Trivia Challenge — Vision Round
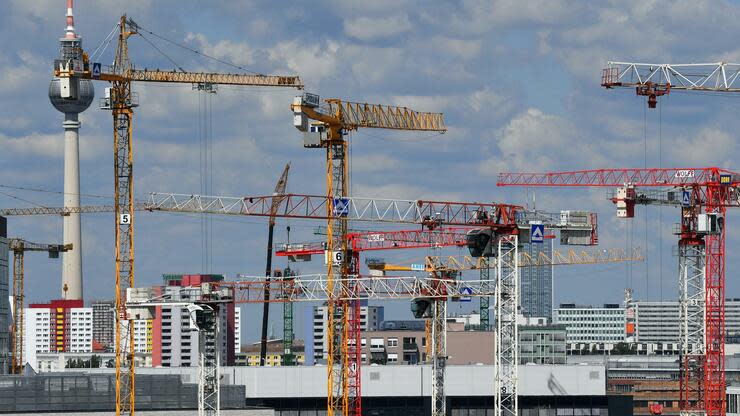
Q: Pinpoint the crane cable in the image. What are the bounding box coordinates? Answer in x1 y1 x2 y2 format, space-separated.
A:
132 23 262 75
88 23 119 63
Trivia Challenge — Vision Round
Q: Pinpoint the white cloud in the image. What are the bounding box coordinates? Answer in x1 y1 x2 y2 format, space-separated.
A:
478 108 608 176
351 154 400 173
352 182 461 201
0 131 107 160
268 40 340 85
343 14 413 41
432 37 482 60
669 127 735 167
185 33 255 67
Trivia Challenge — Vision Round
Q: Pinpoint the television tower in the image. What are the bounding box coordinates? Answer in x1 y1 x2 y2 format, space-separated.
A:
48 0 93 300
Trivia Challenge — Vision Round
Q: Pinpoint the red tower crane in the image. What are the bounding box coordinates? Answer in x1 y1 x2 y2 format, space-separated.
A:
497 167 740 416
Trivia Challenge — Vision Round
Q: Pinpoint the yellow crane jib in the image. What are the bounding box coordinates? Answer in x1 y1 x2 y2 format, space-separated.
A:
292 93 446 148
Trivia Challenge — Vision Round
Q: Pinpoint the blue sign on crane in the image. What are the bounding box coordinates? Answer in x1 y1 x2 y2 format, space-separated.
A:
531 224 545 243
333 198 350 217
92 62 101 79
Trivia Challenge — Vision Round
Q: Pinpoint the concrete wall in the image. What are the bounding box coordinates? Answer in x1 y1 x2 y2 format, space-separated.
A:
77 364 606 399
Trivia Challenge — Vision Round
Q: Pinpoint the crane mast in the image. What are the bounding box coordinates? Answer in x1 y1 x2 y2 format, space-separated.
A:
8 239 70 374
50 7 303 412
498 167 740 416
292 94 446 416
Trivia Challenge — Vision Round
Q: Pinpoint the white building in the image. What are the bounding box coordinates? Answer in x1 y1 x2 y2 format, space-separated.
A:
310 304 384 360
23 300 92 371
553 303 625 353
67 307 93 352
633 299 740 343
155 276 241 367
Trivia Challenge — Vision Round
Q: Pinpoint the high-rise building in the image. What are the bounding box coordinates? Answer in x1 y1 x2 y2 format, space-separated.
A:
23 299 92 370
151 274 241 367
520 240 554 320
91 300 115 350
304 304 384 362
0 216 9 374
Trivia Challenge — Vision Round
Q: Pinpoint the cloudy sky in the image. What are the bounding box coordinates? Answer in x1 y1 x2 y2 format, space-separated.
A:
2 0 740 342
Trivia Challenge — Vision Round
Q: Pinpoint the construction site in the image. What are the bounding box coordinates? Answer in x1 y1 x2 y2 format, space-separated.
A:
2 1 740 416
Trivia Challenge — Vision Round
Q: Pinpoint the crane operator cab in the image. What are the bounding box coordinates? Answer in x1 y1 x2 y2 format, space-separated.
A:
466 228 496 258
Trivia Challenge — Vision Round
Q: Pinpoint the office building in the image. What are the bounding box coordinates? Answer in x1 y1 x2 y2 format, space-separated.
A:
554 303 625 353
0 217 8 374
151 274 240 367
633 299 740 343
520 240 554 320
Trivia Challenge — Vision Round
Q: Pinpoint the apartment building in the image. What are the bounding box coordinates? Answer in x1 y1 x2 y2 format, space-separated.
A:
151 274 240 367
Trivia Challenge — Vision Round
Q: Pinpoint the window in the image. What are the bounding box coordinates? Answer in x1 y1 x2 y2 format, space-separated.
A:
370 338 384 348
361 338 367 347
387 353 398 363
387 338 398 348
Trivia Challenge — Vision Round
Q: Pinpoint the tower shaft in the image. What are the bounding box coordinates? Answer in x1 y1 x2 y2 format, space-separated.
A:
62 113 83 300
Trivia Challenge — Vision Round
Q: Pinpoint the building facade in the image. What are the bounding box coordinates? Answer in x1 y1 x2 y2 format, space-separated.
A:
633 299 740 343
360 322 495 365
238 339 305 366
306 304 384 362
520 240 554 320
91 300 115 350
23 299 93 370
151 274 240 367
0 217 8 374
554 303 625 353
519 324 567 365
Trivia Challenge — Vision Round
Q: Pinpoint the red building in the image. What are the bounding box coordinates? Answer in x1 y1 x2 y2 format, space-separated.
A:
28 299 86 352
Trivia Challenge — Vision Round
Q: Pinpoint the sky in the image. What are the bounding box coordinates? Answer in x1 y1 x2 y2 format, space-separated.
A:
2 0 740 343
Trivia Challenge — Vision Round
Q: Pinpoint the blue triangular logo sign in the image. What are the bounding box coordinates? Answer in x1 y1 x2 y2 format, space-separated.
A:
531 224 544 243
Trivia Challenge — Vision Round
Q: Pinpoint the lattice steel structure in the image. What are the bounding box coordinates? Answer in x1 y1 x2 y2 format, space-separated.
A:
8 239 69 374
498 167 740 416
291 95 447 416
197 307 219 416
430 295 447 416
495 235 518 416
52 6 303 412
601 61 740 107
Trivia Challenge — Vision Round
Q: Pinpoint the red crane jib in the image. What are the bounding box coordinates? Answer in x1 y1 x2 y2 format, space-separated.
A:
497 167 739 188
275 227 470 256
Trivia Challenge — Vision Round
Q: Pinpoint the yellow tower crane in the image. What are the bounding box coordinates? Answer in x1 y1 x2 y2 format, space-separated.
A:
292 95 445 416
54 15 302 415
8 239 71 374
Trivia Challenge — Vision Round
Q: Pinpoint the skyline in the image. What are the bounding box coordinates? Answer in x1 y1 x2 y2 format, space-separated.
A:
2 0 740 342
